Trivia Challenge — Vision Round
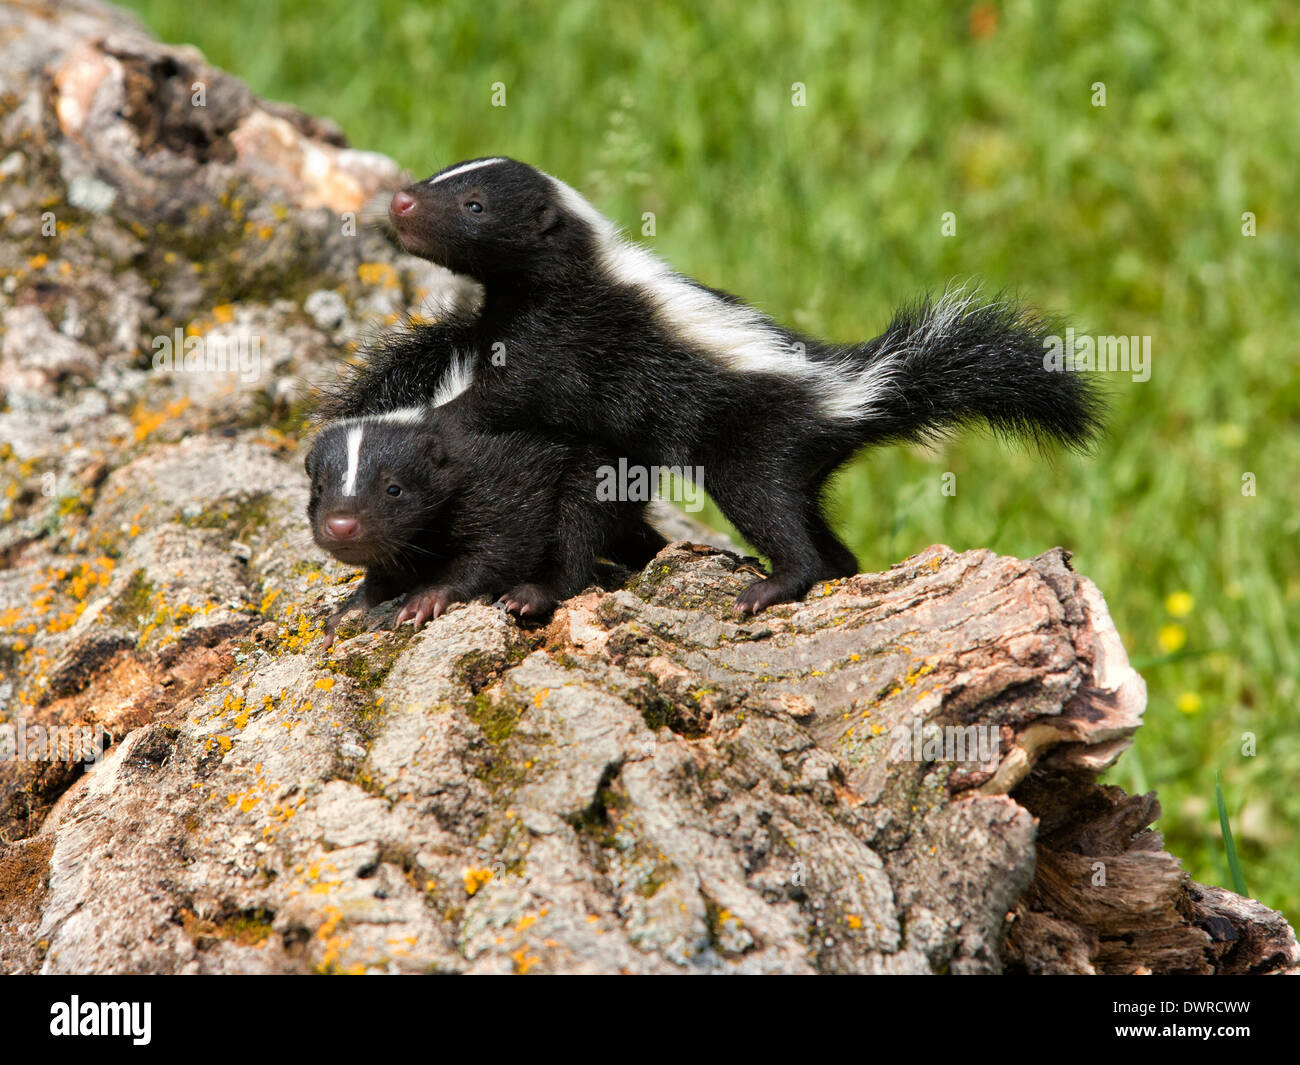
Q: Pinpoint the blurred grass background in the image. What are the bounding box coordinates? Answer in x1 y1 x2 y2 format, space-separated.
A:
121 0 1299 919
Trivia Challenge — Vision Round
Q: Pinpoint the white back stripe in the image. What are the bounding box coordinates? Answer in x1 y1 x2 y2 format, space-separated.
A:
544 171 910 421
428 158 507 185
546 176 794 371
431 355 474 407
331 406 426 430
342 426 363 497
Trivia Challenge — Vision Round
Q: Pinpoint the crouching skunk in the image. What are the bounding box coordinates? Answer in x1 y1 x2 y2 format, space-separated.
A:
304 404 663 635
327 156 1104 614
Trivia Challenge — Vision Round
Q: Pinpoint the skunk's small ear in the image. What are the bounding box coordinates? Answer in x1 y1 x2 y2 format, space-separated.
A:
415 428 449 468
304 446 318 478
535 201 560 235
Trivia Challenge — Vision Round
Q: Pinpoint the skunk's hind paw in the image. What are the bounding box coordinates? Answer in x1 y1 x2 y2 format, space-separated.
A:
735 575 809 615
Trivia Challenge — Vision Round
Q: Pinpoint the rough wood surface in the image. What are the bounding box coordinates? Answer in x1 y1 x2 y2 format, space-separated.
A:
0 0 1295 974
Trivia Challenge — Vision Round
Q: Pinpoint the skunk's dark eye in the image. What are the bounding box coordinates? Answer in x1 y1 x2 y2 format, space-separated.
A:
464 201 483 213
386 484 402 497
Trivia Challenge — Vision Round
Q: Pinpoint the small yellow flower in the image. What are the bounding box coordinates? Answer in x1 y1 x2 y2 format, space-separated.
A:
1165 591 1194 617
1158 624 1187 654
1215 423 1246 449
1176 692 1201 714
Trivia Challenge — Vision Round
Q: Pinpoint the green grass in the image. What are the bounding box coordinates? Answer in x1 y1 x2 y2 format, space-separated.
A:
1216 772 1249 898
121 0 1300 919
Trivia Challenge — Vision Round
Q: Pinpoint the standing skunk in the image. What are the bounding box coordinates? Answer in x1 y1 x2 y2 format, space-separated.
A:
323 156 1103 613
305 404 663 633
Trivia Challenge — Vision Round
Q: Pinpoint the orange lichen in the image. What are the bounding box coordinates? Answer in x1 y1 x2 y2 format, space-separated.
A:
357 262 399 288
132 398 192 443
463 867 494 896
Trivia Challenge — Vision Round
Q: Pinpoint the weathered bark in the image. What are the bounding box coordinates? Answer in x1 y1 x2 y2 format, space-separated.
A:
0 0 1295 974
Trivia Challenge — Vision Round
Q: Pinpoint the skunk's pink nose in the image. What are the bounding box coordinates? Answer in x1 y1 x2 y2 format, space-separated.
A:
325 516 360 540
390 190 418 217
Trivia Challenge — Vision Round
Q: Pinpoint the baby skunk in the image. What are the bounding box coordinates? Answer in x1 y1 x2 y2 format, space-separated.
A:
305 404 662 633
326 156 1105 614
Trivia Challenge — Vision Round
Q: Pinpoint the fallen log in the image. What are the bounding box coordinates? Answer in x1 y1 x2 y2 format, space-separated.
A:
0 0 1294 974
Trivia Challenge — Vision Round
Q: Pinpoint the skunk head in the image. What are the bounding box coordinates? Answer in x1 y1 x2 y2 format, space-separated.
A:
389 157 599 287
305 410 457 572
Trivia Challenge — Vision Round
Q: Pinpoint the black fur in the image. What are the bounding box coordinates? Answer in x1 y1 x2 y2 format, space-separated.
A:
304 408 661 632
321 156 1104 613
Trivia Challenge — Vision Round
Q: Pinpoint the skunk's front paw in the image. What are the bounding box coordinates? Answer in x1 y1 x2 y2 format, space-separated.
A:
497 583 558 618
395 584 463 629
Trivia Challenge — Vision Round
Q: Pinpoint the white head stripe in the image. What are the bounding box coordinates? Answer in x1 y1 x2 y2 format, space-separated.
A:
427 158 507 185
342 426 363 497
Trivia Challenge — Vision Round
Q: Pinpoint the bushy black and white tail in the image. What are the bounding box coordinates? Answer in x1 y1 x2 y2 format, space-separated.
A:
843 286 1105 451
